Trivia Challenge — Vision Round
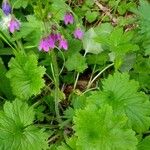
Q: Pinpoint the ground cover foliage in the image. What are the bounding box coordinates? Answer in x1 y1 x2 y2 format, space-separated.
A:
0 0 150 149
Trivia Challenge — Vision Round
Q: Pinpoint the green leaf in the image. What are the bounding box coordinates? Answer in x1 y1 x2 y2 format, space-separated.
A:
62 72 75 84
64 39 82 58
85 0 95 7
58 136 81 150
0 58 13 99
120 53 136 72
50 0 70 21
134 56 150 74
35 105 46 122
11 0 29 8
138 136 150 150
143 41 150 55
14 15 43 46
130 72 150 90
0 99 48 150
87 51 109 65
138 0 150 34
95 72 150 133
96 27 139 69
109 28 139 53
97 27 139 55
137 0 150 55
85 11 99 23
0 48 14 56
64 95 86 121
64 107 75 120
65 52 87 73
94 23 113 37
49 145 57 150
117 1 128 15
6 52 46 99
131 55 150 90
73 105 137 150
118 2 136 15
71 95 87 110
83 28 103 54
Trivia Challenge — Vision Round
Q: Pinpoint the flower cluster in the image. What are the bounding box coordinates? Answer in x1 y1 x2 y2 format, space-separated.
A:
39 33 68 52
1 1 83 52
1 0 20 33
39 12 84 52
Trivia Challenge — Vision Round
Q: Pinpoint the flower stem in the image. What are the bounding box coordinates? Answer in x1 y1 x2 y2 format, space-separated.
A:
50 51 62 123
87 64 96 87
16 39 25 54
86 63 114 89
73 72 80 90
0 31 17 53
73 51 87 90
32 100 43 108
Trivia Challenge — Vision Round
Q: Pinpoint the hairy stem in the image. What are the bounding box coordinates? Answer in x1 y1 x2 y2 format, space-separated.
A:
50 51 62 123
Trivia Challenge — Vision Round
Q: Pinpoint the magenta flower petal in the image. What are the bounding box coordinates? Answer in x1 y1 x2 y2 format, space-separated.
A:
59 38 68 50
39 38 49 52
49 34 57 42
47 35 55 49
39 39 44 51
64 13 74 25
49 33 60 42
39 35 56 52
74 28 84 40
9 19 20 33
55 33 62 41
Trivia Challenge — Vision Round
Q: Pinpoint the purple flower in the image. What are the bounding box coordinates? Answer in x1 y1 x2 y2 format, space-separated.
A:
2 0 11 16
74 28 84 40
59 38 68 50
50 33 61 42
39 35 55 52
47 35 55 49
64 13 74 25
55 33 62 41
49 34 57 42
9 18 20 33
39 37 50 52
39 33 68 52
